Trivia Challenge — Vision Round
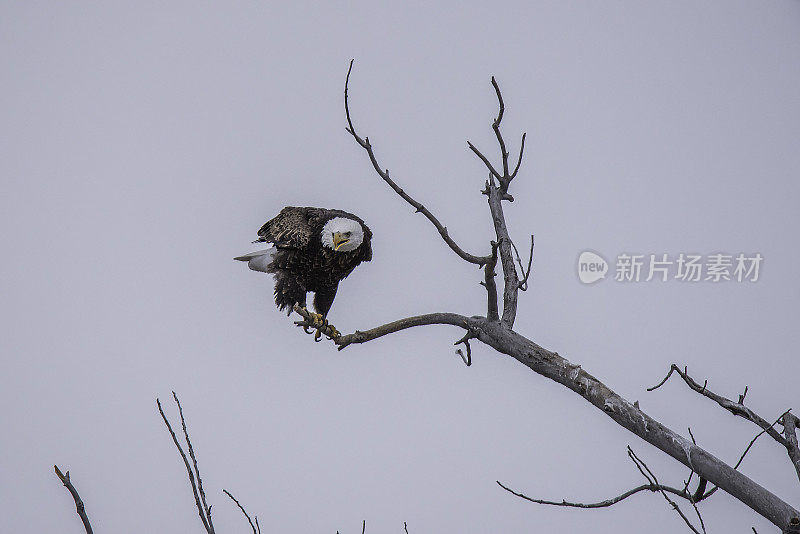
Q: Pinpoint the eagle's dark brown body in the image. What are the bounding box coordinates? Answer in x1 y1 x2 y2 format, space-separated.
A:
251 206 372 316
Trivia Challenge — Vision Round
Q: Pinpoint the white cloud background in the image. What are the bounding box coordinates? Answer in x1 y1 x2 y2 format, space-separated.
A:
1 1 798 532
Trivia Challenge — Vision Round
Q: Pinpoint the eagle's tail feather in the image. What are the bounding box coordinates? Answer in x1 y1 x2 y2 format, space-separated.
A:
234 248 276 273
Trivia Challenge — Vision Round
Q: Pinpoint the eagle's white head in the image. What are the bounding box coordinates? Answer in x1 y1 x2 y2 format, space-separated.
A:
321 217 364 252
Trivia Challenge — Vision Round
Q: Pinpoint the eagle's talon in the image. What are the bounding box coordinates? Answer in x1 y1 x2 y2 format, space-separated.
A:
314 329 323 342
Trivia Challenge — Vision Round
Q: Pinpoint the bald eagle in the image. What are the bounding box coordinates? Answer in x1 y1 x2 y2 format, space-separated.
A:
235 206 372 323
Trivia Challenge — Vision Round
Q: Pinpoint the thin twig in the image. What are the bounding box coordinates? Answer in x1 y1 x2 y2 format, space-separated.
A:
627 447 703 534
682 428 697 496
510 235 534 290
54 465 94 534
683 436 708 534
468 141 501 180
511 132 526 179
344 60 490 266
157 397 214 533
223 489 258 534
701 410 791 501
173 392 214 532
497 480 687 509
404 522 409 534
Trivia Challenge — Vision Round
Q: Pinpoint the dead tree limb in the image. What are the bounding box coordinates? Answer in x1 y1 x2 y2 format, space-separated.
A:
497 479 688 509
323 62 800 532
294 305 478 352
344 60 491 268
54 465 94 534
498 443 711 533
649 364 800 483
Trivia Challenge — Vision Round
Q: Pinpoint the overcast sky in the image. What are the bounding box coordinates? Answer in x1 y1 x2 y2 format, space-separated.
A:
2 1 799 533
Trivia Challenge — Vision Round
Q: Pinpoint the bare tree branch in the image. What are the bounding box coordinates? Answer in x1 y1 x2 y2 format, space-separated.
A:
471 76 526 196
497 480 687 509
511 132 526 179
510 235 534 291
223 489 259 534
499 444 709 534
490 76 510 178
54 465 94 534
344 60 491 267
157 395 215 533
468 141 502 181
648 364 800 482
294 305 477 352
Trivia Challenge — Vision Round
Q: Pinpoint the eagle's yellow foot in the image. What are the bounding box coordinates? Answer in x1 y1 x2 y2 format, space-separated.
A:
296 306 340 341
308 312 328 328
313 317 340 341
297 307 324 325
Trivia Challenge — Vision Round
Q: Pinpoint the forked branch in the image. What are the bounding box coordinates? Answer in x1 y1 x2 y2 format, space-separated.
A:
469 76 527 196
498 446 707 534
649 364 800 482
511 235 534 291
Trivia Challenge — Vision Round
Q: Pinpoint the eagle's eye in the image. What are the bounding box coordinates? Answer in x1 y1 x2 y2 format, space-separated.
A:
344 232 351 237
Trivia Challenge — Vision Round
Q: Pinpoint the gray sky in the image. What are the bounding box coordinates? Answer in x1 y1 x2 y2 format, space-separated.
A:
2 1 799 532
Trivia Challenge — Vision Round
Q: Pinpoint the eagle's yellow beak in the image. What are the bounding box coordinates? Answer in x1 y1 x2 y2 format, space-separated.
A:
332 232 349 251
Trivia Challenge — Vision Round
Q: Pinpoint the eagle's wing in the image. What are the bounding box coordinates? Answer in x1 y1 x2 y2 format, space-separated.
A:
256 207 326 248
